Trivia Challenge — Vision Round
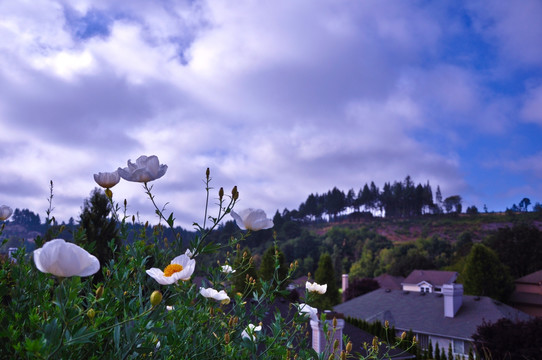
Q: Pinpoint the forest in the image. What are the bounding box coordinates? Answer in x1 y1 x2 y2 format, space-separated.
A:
2 176 542 305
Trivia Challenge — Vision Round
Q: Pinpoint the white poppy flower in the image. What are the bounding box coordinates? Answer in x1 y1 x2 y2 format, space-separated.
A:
93 171 120 188
118 155 168 183
146 254 196 285
185 248 196 258
298 303 319 321
241 323 262 340
199 287 230 304
230 208 273 231
0 205 13 221
33 239 100 277
221 265 235 274
306 281 327 294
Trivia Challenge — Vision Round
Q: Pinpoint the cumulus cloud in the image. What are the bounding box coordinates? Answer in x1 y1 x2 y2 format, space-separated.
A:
0 1 541 227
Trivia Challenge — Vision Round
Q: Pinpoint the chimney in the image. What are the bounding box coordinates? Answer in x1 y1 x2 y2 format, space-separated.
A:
311 311 345 356
442 283 463 318
342 274 349 302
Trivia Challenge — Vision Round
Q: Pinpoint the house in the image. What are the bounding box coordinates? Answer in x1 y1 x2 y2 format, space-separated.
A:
333 285 531 358
375 273 404 291
509 270 542 317
401 270 458 293
264 297 414 359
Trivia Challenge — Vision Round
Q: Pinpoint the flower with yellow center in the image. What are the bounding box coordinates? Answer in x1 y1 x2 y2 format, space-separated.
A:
146 254 195 285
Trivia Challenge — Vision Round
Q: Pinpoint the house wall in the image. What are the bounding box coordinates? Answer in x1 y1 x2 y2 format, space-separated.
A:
515 283 542 295
514 304 542 317
398 330 471 359
402 284 422 293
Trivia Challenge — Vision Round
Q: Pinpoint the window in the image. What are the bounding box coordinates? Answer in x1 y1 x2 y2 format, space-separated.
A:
453 339 464 354
417 334 429 350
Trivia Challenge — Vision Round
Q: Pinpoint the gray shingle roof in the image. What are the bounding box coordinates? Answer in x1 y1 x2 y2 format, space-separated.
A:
401 270 457 287
516 269 542 284
333 288 531 341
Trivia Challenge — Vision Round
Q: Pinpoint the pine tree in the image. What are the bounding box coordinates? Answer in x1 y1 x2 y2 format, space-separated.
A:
434 342 441 360
233 247 259 296
259 245 288 289
448 343 453 360
427 339 433 360
78 188 119 281
312 252 340 310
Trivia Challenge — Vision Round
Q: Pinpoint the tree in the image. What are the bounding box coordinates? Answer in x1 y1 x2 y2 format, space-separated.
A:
232 247 259 296
519 197 531 212
466 205 478 215
462 244 514 302
259 245 288 289
312 253 340 309
435 186 443 213
343 278 379 301
472 317 542 360
78 188 120 281
443 195 462 214
484 224 542 278
325 187 346 220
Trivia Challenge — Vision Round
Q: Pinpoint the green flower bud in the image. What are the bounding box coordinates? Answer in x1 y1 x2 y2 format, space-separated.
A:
87 308 96 320
95 285 104 300
150 290 162 306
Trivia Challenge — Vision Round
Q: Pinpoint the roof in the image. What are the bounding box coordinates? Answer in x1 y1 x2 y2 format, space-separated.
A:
260 296 414 359
375 274 404 290
333 288 532 341
516 270 542 285
402 270 457 288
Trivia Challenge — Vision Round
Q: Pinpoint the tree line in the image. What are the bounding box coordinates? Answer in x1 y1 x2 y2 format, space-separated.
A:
295 176 462 221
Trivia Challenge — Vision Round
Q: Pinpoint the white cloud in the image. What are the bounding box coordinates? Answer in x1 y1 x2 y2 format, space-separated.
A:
521 85 542 125
0 1 540 227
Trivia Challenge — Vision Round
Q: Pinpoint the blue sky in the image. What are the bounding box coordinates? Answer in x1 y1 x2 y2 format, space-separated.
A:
1 0 541 228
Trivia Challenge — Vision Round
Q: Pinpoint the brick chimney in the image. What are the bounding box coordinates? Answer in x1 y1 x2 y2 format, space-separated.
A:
442 283 463 318
311 311 345 356
342 274 349 302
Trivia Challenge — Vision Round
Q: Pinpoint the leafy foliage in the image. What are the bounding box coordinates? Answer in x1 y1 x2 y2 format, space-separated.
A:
461 243 514 302
472 317 542 360
484 223 542 278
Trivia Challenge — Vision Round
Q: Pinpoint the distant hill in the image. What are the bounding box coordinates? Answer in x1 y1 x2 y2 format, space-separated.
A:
307 211 542 244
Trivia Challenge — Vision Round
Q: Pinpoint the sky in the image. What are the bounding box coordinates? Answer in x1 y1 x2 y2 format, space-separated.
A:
1 0 542 229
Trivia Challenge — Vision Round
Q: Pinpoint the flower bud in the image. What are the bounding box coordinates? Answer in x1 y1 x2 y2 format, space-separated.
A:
105 188 113 199
385 320 389 329
232 186 239 200
333 317 337 328
219 187 224 199
372 336 379 352
87 308 96 320
206 167 210 180
401 331 407 340
95 286 104 300
327 354 334 360
333 339 339 351
150 290 162 306
340 350 346 360
346 341 352 353
224 332 230 344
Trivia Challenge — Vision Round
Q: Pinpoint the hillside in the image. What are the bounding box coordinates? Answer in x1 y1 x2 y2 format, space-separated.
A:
308 211 542 244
